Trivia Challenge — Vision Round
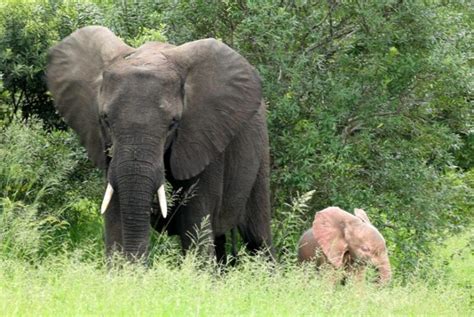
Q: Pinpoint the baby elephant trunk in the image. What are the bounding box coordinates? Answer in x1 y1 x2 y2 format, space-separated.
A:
373 253 392 284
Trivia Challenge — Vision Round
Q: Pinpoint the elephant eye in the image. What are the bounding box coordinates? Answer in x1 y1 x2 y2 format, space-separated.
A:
361 246 371 252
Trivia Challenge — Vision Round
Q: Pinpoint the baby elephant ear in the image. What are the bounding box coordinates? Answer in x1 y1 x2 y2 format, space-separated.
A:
312 207 352 268
164 39 262 180
354 208 372 224
47 26 134 169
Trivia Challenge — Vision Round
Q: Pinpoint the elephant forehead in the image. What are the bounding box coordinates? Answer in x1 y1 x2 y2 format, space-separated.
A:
111 48 180 79
365 227 386 246
99 63 182 114
104 62 180 86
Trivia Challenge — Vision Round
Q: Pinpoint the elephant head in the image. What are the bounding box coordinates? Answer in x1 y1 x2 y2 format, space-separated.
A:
47 26 262 258
312 207 391 284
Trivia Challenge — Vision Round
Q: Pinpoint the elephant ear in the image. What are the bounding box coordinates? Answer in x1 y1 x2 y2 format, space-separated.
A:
164 39 262 180
47 26 134 169
354 208 372 225
312 207 354 268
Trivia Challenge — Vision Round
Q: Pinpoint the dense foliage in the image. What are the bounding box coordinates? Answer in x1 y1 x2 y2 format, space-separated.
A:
0 1 472 278
0 120 103 259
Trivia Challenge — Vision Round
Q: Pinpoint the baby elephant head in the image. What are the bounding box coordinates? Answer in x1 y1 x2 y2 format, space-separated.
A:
301 206 391 284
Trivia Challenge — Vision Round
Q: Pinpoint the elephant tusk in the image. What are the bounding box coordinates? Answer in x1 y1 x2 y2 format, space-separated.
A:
101 183 114 214
157 184 167 218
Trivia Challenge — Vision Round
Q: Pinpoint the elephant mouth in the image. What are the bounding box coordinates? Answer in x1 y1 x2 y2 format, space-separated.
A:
101 182 168 218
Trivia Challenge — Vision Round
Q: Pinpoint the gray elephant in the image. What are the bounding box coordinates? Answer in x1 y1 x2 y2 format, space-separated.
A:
298 207 391 284
47 26 273 262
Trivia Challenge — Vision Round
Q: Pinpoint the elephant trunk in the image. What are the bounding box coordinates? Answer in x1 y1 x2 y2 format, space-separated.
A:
110 140 165 260
373 253 392 284
117 173 155 259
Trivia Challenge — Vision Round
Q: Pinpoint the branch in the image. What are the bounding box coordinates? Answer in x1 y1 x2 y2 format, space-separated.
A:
356 1 371 34
299 9 330 46
305 24 357 53
327 0 335 38
381 223 396 229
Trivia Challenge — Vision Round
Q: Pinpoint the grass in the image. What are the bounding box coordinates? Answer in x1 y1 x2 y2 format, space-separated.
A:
0 231 472 317
437 228 474 289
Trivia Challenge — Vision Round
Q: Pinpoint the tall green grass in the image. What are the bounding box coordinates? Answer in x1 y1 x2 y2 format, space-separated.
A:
0 233 472 317
436 229 474 289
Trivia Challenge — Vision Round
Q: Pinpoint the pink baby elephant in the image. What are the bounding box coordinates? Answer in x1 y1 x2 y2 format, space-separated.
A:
298 206 391 284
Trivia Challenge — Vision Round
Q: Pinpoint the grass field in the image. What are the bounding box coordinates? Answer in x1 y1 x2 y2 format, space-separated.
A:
0 231 472 316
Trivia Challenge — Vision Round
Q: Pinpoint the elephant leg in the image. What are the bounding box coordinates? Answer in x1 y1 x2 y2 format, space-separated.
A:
238 162 274 259
230 227 238 265
214 234 227 264
214 229 239 266
104 192 123 257
173 154 224 259
177 208 215 258
175 180 219 258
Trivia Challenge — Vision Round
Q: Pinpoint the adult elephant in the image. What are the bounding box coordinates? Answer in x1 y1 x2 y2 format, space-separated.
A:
47 26 273 261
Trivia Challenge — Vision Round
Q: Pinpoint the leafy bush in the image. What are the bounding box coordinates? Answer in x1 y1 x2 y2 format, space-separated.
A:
0 3 60 128
0 199 43 259
0 119 103 259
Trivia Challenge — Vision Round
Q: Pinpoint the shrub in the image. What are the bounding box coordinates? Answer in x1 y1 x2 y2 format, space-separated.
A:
0 119 103 259
0 3 60 128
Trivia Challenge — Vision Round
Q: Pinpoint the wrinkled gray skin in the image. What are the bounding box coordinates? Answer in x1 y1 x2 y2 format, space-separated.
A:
47 26 273 262
298 207 391 284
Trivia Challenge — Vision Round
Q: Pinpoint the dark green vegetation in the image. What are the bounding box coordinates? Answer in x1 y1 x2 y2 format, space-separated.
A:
0 0 472 285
